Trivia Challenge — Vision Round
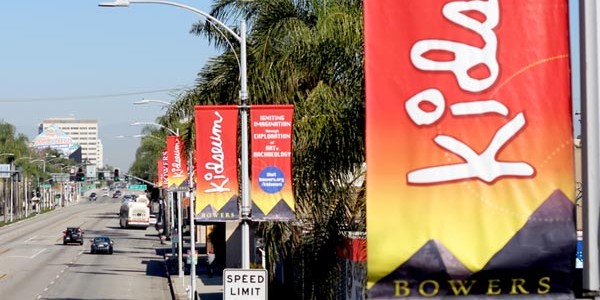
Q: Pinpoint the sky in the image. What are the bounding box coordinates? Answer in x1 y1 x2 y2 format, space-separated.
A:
0 0 583 170
0 0 216 171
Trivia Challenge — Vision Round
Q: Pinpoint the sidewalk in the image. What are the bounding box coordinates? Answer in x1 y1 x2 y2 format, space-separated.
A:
162 236 224 300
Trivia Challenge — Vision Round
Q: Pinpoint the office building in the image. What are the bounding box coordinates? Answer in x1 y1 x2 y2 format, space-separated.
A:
38 117 103 168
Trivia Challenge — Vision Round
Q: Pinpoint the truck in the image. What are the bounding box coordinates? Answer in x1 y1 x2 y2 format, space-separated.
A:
119 194 150 229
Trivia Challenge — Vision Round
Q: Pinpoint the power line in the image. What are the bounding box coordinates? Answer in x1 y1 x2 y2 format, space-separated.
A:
0 87 191 103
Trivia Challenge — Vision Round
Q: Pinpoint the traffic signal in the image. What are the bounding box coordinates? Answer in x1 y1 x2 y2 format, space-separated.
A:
98 172 105 180
114 168 120 181
124 175 129 181
76 167 86 182
35 187 41 198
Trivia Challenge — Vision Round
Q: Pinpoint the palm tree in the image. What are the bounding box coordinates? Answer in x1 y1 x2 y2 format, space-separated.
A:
155 1 365 298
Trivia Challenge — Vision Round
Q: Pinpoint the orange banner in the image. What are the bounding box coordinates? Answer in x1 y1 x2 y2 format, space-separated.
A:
250 105 295 220
166 136 188 190
365 0 575 298
157 158 163 187
194 105 239 221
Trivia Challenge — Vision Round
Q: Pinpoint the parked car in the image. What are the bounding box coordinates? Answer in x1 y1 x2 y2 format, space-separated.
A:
89 192 97 201
90 236 114 254
63 227 84 245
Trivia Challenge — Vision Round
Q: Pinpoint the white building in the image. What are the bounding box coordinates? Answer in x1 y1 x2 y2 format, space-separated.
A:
39 117 104 168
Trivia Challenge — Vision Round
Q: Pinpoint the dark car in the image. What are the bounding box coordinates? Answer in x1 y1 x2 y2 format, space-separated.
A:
90 236 114 254
63 227 84 245
89 192 97 201
112 190 122 198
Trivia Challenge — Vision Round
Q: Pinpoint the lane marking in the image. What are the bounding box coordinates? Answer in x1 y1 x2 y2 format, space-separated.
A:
0 273 6 280
23 235 37 243
30 248 46 259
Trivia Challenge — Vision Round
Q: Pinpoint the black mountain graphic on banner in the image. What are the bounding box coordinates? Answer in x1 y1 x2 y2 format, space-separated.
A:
196 196 239 221
369 240 471 298
251 202 265 219
262 199 295 220
467 189 576 295
198 204 217 216
217 196 240 218
369 189 577 298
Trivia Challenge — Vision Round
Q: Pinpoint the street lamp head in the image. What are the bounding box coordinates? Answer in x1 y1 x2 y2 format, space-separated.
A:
98 0 130 7
130 122 142 126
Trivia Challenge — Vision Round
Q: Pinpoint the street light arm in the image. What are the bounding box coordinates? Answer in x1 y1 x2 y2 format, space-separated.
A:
130 121 178 136
99 0 241 42
134 99 172 106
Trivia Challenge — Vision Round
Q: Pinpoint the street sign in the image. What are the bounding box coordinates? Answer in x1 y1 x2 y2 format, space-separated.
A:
0 164 10 178
39 184 51 188
224 269 268 300
127 184 147 191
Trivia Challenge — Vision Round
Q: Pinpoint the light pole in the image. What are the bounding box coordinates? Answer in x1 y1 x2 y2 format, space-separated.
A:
101 1 251 298
131 120 184 282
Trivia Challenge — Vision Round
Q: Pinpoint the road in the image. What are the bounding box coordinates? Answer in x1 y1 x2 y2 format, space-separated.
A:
0 191 171 300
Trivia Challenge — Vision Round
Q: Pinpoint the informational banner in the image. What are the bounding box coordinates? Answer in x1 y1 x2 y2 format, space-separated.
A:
161 149 168 189
166 136 188 190
157 158 163 187
194 105 239 221
251 105 295 220
365 0 575 298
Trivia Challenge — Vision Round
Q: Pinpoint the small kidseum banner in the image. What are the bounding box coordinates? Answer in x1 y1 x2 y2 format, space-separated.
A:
365 0 576 298
161 149 169 189
166 136 188 190
194 105 239 221
156 158 163 187
251 105 295 220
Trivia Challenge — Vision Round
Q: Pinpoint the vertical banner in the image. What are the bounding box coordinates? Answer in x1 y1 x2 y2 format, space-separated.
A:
365 0 575 298
194 105 240 221
166 136 188 190
157 158 163 187
251 105 295 220
161 149 169 189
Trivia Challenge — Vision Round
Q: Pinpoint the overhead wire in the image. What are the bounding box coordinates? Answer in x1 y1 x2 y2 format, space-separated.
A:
0 86 191 103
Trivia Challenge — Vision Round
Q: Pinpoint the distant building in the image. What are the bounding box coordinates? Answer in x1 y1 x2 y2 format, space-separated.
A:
38 117 104 168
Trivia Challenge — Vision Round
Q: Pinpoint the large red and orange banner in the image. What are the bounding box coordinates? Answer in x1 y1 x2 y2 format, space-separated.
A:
365 0 575 298
194 105 239 221
250 105 295 220
166 136 188 190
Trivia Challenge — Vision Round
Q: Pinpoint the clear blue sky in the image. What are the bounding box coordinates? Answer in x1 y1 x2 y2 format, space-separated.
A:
0 0 216 170
0 0 583 170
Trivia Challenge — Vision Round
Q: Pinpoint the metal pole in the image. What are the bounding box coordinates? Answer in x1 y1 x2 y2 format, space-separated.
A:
582 0 600 294
174 127 184 282
239 19 251 270
169 191 175 252
188 151 196 299
24 178 28 217
177 191 183 285
9 167 13 223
